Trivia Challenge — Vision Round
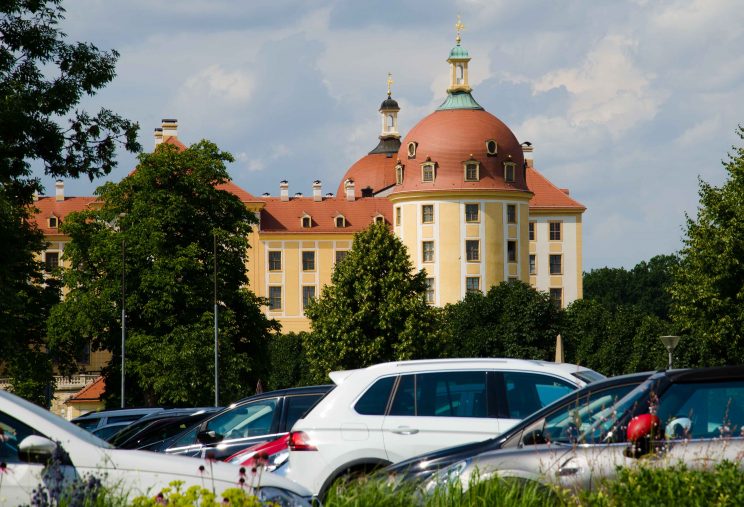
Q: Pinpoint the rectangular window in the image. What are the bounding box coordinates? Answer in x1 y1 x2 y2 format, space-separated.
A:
507 204 516 224
422 204 434 224
549 254 562 275
302 251 315 271
505 163 515 183
268 286 282 310
507 241 517 262
268 251 282 271
422 164 435 182
302 286 316 309
465 163 479 181
44 252 59 272
422 241 435 262
529 254 536 275
549 221 562 241
395 207 401 226
425 278 435 304
465 277 481 294
528 222 535 241
550 288 563 309
466 240 480 262
335 250 348 264
465 203 479 222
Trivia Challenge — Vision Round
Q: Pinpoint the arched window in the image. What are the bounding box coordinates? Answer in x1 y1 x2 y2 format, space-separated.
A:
456 64 464 84
407 142 417 159
395 164 404 185
374 215 385 225
504 162 516 183
387 114 395 131
48 216 58 228
301 215 312 228
335 215 346 228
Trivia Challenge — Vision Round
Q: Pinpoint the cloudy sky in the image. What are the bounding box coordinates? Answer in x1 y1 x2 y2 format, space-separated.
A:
45 0 744 270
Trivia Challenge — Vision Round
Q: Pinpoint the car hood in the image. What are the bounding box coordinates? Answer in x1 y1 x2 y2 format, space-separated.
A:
386 437 503 476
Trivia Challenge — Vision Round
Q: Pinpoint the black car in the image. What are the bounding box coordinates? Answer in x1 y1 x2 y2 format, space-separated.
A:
108 407 222 450
163 385 334 461
385 371 653 484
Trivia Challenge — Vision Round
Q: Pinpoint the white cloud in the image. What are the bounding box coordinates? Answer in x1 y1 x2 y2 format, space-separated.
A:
179 65 253 104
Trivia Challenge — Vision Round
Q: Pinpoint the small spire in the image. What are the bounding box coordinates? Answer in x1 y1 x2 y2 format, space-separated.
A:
387 72 394 97
455 15 465 45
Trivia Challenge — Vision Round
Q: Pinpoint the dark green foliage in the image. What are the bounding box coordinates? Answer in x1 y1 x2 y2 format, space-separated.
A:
267 332 313 390
303 222 441 384
0 0 138 404
47 141 278 406
670 127 744 367
440 281 561 360
584 254 679 320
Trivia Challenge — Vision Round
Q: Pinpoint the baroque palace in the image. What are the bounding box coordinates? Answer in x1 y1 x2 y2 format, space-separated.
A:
32 31 585 344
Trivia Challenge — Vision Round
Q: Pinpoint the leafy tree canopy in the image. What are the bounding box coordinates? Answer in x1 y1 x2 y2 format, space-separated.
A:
303 222 440 383
440 281 561 361
670 127 744 366
47 141 277 406
1 0 138 403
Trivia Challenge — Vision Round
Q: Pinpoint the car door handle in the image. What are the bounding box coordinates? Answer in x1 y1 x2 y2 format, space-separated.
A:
390 426 419 435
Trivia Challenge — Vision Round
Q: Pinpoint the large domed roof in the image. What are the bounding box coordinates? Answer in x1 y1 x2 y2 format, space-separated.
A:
391 108 529 194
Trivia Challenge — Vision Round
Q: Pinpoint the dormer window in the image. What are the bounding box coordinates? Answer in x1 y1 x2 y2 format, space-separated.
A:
504 162 516 183
486 140 498 156
335 215 346 228
374 214 385 225
464 160 479 182
48 216 59 228
301 214 312 228
421 162 436 182
407 142 417 159
395 164 404 185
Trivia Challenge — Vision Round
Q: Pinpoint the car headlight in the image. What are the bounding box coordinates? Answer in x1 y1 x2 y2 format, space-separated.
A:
255 486 313 507
423 459 471 493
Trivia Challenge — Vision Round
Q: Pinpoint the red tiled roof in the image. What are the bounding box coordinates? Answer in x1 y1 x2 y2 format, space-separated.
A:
66 376 105 404
392 109 529 195
260 196 392 233
337 153 398 197
32 196 99 234
527 167 585 211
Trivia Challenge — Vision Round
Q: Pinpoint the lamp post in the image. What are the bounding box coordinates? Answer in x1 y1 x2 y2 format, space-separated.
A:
119 212 127 408
213 230 219 407
660 335 680 370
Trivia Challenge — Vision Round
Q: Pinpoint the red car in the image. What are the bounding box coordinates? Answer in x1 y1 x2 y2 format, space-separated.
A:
225 434 290 471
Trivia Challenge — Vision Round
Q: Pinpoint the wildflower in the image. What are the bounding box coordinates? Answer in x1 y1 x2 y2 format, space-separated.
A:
199 464 206 473
239 467 246 477
156 491 167 505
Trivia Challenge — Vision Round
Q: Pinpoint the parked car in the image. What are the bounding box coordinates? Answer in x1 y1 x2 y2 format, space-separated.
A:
432 365 744 493
164 385 333 461
0 389 312 506
108 407 221 449
91 422 132 440
283 358 603 498
385 371 653 485
71 407 164 431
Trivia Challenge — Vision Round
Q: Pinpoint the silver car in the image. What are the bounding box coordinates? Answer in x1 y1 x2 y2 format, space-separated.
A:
431 365 744 492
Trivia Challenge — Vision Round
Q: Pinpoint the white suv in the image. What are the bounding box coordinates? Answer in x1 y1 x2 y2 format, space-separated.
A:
282 358 602 497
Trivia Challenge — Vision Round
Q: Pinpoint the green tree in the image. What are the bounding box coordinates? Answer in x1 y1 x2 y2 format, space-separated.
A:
303 222 440 383
440 281 561 360
0 0 138 403
670 127 744 366
47 141 277 406
267 332 314 391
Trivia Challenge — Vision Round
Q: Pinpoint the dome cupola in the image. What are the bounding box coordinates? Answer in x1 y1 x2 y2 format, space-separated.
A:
438 16 483 111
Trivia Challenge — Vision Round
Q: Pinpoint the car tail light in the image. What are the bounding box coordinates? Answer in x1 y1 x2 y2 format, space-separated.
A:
288 431 317 451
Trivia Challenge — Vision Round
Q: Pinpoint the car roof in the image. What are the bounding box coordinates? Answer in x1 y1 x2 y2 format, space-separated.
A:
233 384 334 405
664 364 744 383
72 407 165 421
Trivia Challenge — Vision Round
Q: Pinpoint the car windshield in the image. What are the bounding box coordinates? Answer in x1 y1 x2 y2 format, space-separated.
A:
205 398 278 439
578 380 655 443
109 418 155 446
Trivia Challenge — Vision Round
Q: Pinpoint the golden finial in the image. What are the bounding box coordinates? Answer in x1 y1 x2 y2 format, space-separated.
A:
455 15 465 44
387 72 394 97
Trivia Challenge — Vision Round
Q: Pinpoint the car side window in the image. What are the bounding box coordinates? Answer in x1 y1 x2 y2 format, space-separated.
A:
284 395 323 430
417 371 488 418
169 426 199 449
389 375 416 416
0 411 41 463
657 381 744 439
354 377 396 415
206 399 278 440
503 372 574 419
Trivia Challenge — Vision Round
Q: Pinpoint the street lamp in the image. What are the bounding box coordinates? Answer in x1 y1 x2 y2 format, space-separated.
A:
119 212 127 408
213 230 219 407
660 335 680 370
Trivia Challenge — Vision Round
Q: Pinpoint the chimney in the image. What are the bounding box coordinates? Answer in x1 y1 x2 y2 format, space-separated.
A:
312 180 322 202
521 142 534 168
262 192 270 197
280 180 289 202
55 180 64 202
325 193 334 198
294 192 303 198
345 179 355 202
154 127 163 146
161 118 178 141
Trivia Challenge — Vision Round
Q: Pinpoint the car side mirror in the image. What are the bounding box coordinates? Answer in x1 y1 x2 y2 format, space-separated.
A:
521 429 548 446
18 435 58 464
197 430 223 445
